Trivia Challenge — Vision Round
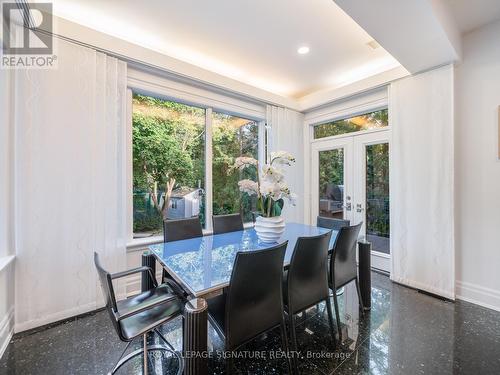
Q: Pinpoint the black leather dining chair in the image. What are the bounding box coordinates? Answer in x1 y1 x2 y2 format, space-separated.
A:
207 242 292 374
162 217 203 293
317 216 350 231
212 213 244 234
283 231 336 354
329 222 364 340
94 252 183 375
163 217 203 243
318 216 351 298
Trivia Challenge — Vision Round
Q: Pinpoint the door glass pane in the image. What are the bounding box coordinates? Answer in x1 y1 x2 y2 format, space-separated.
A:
132 93 206 238
318 149 345 219
212 112 259 223
314 108 388 139
366 143 389 254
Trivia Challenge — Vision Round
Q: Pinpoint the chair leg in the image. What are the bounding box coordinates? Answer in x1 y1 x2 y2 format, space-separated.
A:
355 278 365 316
332 288 342 341
143 334 148 375
280 321 294 375
225 353 234 374
325 298 337 348
288 314 300 374
110 342 182 375
109 341 132 375
154 328 176 351
288 314 298 353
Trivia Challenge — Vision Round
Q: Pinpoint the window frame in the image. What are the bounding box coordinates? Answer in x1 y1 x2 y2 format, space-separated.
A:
312 107 389 140
126 71 266 245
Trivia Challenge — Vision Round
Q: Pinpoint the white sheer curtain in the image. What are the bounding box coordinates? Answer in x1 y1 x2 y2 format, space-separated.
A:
14 39 128 331
266 105 305 223
390 65 455 299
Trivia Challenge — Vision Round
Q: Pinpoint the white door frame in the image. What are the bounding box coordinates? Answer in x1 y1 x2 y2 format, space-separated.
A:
310 129 391 273
353 131 391 272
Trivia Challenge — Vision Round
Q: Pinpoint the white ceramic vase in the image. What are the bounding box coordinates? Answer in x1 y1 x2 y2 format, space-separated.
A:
254 215 285 243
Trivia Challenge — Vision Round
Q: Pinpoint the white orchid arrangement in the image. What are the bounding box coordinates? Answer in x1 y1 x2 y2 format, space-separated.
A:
234 151 297 218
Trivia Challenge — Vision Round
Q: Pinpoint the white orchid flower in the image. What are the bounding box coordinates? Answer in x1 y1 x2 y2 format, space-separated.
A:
270 151 295 166
237 179 258 195
261 164 284 183
235 150 297 217
260 180 283 201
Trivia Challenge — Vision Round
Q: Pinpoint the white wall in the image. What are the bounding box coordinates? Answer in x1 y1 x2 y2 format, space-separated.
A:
0 261 14 359
0 66 15 358
455 20 500 311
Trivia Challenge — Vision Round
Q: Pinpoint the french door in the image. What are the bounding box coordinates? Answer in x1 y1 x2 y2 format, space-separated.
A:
311 130 390 272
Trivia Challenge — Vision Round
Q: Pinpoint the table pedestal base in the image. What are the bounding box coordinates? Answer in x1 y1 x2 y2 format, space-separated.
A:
358 241 372 310
183 298 208 375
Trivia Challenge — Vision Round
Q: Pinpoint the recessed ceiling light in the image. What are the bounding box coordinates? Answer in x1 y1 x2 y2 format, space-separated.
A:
366 40 380 50
297 46 310 55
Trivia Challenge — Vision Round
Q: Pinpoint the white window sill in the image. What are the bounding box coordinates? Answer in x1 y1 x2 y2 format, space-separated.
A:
0 255 15 272
126 235 164 252
126 222 255 252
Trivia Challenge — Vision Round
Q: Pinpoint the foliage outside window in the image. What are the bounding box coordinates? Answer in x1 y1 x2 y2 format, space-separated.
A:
318 149 344 219
212 112 258 223
366 143 389 238
314 108 388 139
132 94 260 238
132 94 205 237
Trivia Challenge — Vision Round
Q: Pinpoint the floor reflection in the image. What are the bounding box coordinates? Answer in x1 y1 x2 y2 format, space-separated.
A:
2 272 500 374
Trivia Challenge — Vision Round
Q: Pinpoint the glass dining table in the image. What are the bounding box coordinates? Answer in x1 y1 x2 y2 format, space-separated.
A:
149 222 337 298
149 222 338 375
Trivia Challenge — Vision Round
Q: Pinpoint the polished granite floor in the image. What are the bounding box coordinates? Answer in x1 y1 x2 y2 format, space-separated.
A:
1 272 500 374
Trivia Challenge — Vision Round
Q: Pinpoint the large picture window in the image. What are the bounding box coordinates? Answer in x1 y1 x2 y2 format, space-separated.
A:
212 112 259 223
132 93 261 238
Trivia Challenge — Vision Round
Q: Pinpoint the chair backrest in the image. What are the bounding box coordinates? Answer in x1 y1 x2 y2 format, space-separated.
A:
286 231 332 314
317 216 350 231
225 242 287 350
212 213 244 235
330 222 362 288
94 252 123 339
163 217 203 243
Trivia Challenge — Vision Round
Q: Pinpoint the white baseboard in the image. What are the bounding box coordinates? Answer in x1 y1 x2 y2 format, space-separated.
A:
13 268 162 334
0 307 14 360
456 280 500 312
14 301 98 333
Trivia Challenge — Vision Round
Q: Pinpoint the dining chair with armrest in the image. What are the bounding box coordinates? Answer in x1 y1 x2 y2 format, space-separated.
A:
94 252 183 375
329 222 364 340
207 242 292 374
283 231 336 355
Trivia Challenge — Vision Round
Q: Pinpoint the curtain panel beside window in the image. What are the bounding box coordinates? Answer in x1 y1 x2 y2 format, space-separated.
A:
389 65 455 299
14 39 128 331
266 105 305 224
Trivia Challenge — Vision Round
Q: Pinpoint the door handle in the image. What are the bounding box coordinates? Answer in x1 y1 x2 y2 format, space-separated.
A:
356 203 364 212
